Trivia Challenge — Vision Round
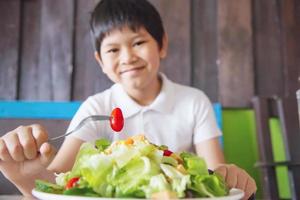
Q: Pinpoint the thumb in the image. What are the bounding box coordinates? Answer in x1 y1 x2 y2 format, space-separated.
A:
214 164 228 179
39 142 56 167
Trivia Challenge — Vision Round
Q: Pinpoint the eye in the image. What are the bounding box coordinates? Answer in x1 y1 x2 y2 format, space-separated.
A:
106 48 119 54
133 40 146 47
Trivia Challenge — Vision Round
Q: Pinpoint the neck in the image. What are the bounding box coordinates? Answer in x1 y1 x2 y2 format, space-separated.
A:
126 76 162 106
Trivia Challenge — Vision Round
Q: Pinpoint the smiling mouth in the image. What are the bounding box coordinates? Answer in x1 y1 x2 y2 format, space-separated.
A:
120 66 145 74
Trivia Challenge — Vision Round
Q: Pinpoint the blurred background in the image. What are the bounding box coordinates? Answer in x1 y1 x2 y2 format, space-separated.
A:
0 0 299 105
0 0 299 199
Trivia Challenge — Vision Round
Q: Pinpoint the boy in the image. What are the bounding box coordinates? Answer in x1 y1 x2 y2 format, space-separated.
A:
0 0 256 199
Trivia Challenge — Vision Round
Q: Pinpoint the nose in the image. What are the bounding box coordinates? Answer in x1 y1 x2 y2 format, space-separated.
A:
120 47 138 65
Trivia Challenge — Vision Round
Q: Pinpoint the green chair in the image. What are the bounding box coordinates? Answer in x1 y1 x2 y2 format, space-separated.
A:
252 96 300 200
222 108 262 198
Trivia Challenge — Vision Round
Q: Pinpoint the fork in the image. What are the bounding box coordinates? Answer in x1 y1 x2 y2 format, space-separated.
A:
50 115 110 141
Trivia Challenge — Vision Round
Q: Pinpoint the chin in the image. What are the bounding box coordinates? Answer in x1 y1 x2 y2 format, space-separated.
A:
124 81 146 91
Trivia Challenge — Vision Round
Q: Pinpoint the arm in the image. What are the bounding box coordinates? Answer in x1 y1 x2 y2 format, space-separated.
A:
194 137 225 169
48 136 84 173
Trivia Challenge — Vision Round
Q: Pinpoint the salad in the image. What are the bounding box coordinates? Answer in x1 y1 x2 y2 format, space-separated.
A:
35 135 229 198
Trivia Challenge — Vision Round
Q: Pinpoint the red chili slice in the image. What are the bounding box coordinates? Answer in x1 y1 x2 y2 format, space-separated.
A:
65 177 80 189
110 107 124 132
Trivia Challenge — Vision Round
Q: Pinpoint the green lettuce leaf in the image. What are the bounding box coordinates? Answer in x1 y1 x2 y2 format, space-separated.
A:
95 138 111 151
160 164 190 198
112 156 161 198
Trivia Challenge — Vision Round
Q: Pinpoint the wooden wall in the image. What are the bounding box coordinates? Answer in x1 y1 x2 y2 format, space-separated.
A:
0 0 299 107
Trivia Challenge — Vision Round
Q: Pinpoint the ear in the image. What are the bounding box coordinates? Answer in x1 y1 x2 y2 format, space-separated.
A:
159 33 168 59
94 51 104 69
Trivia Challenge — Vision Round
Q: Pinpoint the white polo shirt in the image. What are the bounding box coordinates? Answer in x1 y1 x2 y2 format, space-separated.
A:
67 74 221 153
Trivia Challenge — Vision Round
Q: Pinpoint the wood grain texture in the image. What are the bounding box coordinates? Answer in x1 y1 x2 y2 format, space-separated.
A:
37 0 74 100
0 0 20 100
253 0 284 97
191 0 218 102
218 0 254 107
18 0 41 100
0 0 299 106
279 0 300 97
149 0 191 86
73 0 112 101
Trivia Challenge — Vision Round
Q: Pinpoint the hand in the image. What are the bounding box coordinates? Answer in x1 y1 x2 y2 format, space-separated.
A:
214 164 257 200
0 124 56 194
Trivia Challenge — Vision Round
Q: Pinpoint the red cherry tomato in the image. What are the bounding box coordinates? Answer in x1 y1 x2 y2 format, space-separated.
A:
110 107 124 132
163 149 173 156
65 177 80 189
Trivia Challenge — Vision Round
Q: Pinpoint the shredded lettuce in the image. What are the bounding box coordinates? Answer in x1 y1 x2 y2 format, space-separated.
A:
36 135 229 198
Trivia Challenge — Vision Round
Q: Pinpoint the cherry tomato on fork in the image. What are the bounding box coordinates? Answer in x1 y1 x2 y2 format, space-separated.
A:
163 149 173 156
110 107 124 132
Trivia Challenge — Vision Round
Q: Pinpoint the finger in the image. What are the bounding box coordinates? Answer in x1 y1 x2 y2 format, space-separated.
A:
17 127 38 160
214 165 227 179
243 177 257 200
31 124 48 148
0 138 13 162
224 165 238 189
39 143 56 167
5 132 25 162
241 179 250 200
236 169 248 190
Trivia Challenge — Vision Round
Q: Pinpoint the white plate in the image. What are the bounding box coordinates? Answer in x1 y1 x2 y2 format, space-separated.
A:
32 188 244 200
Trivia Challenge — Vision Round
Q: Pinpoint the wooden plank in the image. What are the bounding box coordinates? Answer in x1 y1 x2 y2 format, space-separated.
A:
0 0 21 100
218 0 254 107
73 0 112 100
149 0 191 86
191 0 218 102
18 0 42 100
37 0 74 101
279 0 300 97
253 0 284 97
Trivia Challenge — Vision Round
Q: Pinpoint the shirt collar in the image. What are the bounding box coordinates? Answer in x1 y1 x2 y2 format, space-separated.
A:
111 73 175 118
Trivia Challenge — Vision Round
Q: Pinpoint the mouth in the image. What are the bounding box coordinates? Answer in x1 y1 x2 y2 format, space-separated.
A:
120 66 145 74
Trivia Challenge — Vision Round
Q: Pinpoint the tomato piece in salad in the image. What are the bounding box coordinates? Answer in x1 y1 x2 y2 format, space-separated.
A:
65 177 80 189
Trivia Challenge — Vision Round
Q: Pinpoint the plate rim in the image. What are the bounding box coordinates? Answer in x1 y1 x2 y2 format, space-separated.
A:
32 188 244 200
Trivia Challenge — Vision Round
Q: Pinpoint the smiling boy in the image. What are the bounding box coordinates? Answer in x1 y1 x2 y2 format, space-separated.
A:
0 0 256 199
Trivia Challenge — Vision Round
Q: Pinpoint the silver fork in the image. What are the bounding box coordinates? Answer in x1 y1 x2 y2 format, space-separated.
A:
50 115 111 141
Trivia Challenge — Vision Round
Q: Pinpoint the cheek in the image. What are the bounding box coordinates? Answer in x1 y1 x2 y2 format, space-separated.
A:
141 49 160 68
149 53 161 69
101 58 116 72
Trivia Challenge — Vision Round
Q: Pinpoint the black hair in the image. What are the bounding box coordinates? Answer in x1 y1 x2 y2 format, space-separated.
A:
90 0 165 53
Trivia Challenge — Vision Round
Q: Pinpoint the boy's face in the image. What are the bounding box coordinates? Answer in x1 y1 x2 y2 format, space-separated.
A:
95 26 167 92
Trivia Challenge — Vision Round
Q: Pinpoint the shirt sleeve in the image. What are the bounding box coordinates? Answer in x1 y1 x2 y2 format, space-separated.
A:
193 92 222 144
